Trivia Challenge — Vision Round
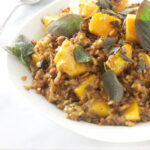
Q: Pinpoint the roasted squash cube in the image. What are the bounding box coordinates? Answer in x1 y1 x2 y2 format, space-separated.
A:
89 100 109 117
74 75 96 100
70 0 98 17
89 13 122 36
106 44 132 75
111 0 128 12
79 2 98 17
123 102 140 121
139 53 150 65
126 14 139 43
42 15 58 28
144 54 150 65
55 39 89 77
32 54 40 64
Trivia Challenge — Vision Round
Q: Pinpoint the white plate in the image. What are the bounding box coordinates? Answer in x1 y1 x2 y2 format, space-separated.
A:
6 0 150 143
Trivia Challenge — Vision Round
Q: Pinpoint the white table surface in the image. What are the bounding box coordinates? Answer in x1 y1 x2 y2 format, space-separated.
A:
0 0 150 149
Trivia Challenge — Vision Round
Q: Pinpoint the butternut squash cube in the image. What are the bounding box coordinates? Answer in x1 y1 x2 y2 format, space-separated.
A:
126 14 139 43
42 15 58 28
123 102 140 121
139 53 150 65
79 2 98 17
106 44 132 75
32 54 40 64
55 39 89 77
144 54 150 65
111 0 128 12
74 75 96 100
89 100 109 117
70 0 98 17
89 13 122 36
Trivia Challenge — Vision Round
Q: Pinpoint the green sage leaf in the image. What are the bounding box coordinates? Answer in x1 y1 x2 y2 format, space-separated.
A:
119 7 139 16
4 35 34 71
102 70 124 102
135 0 150 51
102 37 115 50
110 20 120 28
47 14 83 37
97 0 114 10
119 53 135 63
101 9 124 20
108 47 120 54
118 40 124 46
74 44 91 63
137 59 147 73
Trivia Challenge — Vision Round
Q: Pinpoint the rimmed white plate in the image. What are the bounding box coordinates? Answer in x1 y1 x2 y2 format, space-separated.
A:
6 0 150 143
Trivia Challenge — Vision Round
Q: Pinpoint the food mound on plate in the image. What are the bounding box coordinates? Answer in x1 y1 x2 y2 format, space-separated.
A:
5 0 150 126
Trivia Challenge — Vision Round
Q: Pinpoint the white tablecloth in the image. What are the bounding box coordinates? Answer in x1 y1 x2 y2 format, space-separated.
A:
0 0 150 149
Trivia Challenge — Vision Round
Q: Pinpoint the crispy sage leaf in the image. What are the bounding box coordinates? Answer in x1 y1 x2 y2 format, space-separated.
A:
119 7 139 16
4 35 34 71
135 0 150 51
97 0 114 10
108 47 120 54
102 70 124 102
102 37 115 50
114 0 121 2
101 9 124 20
47 14 83 37
74 44 92 63
119 53 135 63
137 60 147 73
118 40 124 46
110 20 120 28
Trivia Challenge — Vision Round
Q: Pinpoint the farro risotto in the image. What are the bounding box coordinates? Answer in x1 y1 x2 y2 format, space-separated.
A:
5 0 150 126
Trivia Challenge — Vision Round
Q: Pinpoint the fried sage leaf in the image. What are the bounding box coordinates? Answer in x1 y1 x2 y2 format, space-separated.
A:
97 0 114 10
4 35 34 71
119 7 139 16
74 44 91 63
102 37 115 50
102 70 124 102
137 60 147 73
110 20 120 28
108 47 120 54
101 9 124 20
135 0 150 51
47 14 83 37
119 53 135 63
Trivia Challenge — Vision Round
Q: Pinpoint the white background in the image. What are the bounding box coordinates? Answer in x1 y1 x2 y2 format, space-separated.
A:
0 0 150 149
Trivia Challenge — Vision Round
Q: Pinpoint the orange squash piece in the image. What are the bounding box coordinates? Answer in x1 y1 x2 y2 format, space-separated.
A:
70 0 98 18
74 75 96 100
89 99 110 117
126 14 139 43
55 39 89 77
111 0 128 12
139 53 150 65
123 102 140 121
79 2 98 17
32 54 40 64
106 44 132 75
89 13 122 37
42 15 58 28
